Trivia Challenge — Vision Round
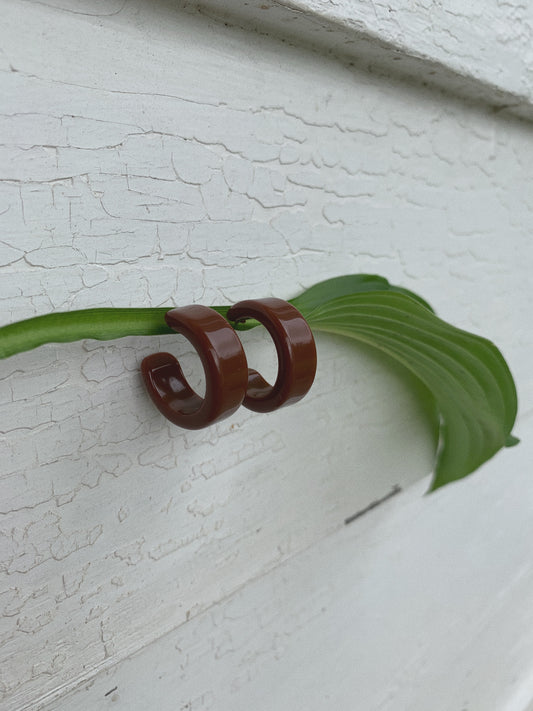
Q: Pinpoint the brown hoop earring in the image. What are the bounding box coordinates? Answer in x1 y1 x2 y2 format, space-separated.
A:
141 305 248 430
227 298 317 413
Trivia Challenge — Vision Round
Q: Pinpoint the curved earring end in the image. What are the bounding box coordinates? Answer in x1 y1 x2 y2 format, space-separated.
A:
141 351 204 425
141 305 248 430
227 298 317 413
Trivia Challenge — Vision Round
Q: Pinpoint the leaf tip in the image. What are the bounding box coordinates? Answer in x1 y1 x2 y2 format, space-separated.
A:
505 433 520 448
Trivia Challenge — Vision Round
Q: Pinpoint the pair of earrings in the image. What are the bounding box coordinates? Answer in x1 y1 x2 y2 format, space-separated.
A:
141 298 317 430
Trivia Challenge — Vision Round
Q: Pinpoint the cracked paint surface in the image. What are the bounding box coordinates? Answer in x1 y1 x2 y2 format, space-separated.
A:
0 1 532 709
204 0 533 117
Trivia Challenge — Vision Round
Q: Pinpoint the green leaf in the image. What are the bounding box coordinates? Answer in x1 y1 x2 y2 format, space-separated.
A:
297 289 517 490
290 274 435 314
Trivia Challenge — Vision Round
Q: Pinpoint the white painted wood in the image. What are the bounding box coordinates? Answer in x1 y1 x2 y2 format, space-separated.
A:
45 426 533 711
200 0 533 120
0 1 532 709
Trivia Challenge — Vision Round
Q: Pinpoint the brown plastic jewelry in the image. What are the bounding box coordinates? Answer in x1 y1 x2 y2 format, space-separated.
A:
141 305 248 430
227 298 317 413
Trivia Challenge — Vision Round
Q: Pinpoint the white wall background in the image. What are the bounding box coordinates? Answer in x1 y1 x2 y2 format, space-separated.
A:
0 1 532 709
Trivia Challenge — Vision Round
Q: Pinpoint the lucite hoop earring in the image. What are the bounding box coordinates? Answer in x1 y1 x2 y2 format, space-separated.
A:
227 298 317 413
141 305 248 430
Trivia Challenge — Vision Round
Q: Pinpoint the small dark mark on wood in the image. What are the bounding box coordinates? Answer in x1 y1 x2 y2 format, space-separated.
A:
344 485 402 525
105 686 118 697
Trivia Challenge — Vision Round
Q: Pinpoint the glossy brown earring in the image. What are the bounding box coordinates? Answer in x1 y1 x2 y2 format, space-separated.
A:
227 298 317 413
141 305 248 430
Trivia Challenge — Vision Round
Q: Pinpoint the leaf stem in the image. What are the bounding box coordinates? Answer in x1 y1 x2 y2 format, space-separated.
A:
0 306 256 360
